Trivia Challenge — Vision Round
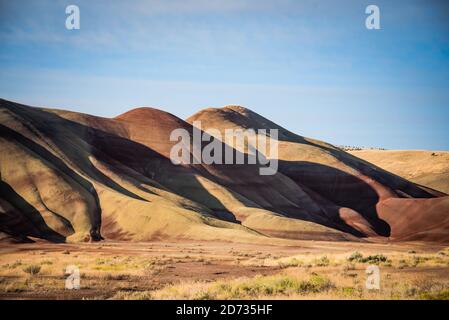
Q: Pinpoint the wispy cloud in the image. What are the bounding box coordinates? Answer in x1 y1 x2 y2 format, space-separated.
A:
1 0 448 149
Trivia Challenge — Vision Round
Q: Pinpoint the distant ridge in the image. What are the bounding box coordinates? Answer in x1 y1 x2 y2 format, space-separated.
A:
350 150 449 194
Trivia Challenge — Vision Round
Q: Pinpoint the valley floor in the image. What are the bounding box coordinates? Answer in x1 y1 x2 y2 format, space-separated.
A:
0 240 448 300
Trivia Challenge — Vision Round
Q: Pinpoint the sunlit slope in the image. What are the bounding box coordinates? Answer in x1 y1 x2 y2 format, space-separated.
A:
188 106 449 242
350 150 449 194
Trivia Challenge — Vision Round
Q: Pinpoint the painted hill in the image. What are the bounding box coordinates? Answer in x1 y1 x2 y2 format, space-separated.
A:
1 99 448 243
187 105 449 242
349 150 449 194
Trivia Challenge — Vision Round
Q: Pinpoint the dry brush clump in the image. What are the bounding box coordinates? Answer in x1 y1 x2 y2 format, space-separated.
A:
2 243 449 300
347 252 388 264
112 290 153 300
278 258 303 269
119 273 337 300
404 278 449 300
313 256 330 267
22 264 41 276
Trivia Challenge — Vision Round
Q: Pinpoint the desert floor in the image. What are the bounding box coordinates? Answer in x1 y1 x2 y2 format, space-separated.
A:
1 240 448 300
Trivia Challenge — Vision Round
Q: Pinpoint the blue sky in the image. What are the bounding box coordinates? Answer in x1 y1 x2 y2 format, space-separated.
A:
1 0 448 150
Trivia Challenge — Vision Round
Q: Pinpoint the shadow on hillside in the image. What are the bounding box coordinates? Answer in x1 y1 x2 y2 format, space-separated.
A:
1 100 237 229
2 101 151 202
278 160 391 237
0 123 103 241
191 136 381 237
0 99 400 239
0 179 66 243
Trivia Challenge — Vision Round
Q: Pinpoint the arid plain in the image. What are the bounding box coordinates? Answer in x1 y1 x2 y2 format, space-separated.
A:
1 240 449 300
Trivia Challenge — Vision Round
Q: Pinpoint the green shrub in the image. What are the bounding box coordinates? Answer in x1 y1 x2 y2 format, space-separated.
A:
347 251 363 262
361 254 388 264
347 252 388 264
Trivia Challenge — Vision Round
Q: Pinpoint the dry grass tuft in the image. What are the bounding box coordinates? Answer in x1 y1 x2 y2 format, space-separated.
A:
22 264 41 276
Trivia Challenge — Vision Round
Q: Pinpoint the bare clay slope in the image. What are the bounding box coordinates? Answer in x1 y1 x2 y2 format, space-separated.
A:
188 106 449 242
0 99 350 243
350 150 449 194
0 99 271 244
113 108 358 241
